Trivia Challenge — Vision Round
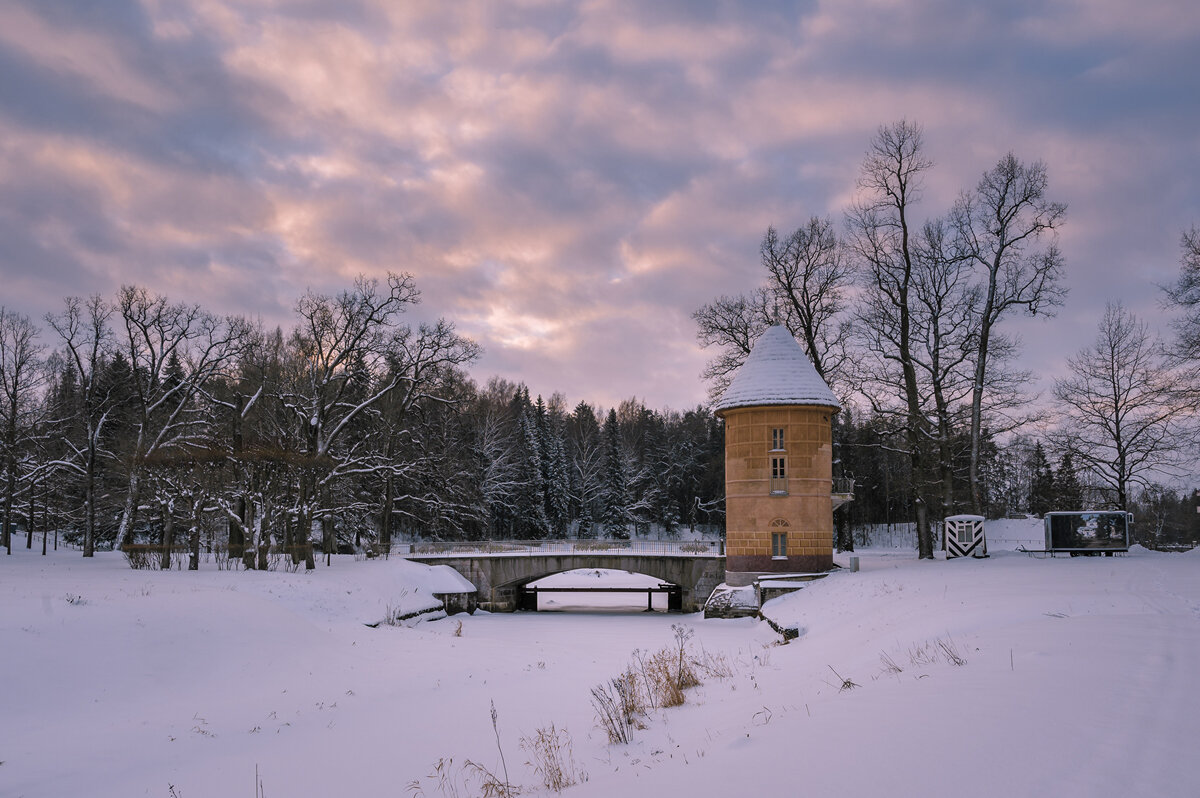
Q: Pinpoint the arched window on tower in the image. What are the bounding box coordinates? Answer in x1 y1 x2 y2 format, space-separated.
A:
770 518 789 559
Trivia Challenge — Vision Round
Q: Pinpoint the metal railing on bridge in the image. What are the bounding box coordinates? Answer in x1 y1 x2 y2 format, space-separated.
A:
397 538 725 558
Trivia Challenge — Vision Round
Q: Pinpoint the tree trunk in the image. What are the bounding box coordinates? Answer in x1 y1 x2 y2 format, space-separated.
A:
255 503 270 571
940 436 955 522
160 503 175 570
915 495 932 559
118 470 142 549
40 479 47 556
228 494 244 560
968 322 993 516
239 499 256 569
188 491 202 571
84 440 97 557
380 474 394 552
320 482 334 565
836 508 853 552
26 475 35 550
322 509 334 566
3 410 15 554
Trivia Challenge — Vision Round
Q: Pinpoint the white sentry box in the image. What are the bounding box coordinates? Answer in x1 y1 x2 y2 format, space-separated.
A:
943 514 987 559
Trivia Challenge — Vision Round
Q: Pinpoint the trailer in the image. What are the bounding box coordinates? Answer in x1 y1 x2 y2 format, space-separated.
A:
1043 511 1132 555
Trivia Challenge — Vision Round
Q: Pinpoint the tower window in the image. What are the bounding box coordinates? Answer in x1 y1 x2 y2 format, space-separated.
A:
772 532 787 558
770 456 787 495
771 428 785 451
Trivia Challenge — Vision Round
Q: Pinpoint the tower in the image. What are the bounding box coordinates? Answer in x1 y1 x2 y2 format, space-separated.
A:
714 327 840 585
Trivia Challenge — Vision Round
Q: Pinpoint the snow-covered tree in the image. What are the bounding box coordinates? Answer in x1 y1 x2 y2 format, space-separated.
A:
511 398 550 539
568 401 604 536
599 409 630 538
0 308 46 554
44 295 120 557
544 423 571 538
112 285 248 550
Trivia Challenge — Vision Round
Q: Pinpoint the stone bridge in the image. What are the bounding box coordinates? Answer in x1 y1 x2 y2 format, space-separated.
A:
406 547 726 612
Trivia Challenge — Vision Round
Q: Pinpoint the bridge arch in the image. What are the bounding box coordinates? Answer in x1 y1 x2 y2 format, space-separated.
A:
516 567 683 612
406 553 725 613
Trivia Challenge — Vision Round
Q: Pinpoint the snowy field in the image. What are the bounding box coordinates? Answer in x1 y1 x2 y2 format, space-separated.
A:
3 520 1199 798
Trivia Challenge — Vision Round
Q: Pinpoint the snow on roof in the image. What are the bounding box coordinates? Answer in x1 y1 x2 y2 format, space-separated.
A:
424 564 477 594
714 326 841 413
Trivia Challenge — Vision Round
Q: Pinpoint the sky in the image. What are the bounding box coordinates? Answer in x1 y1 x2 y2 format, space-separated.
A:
1 0 1198 411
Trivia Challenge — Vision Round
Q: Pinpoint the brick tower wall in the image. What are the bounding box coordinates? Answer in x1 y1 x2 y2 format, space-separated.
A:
722 405 834 575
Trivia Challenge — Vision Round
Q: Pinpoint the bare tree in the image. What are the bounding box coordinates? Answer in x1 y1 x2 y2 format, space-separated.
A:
199 319 271 563
694 216 854 398
1165 225 1200 379
908 220 977 518
45 296 117 557
693 288 776 399
113 286 247 549
845 120 937 558
0 308 47 554
761 217 854 381
1052 303 1192 510
373 327 481 546
282 274 479 566
955 154 1066 513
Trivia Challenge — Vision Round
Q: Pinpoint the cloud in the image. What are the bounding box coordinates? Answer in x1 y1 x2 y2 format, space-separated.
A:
0 0 1196 411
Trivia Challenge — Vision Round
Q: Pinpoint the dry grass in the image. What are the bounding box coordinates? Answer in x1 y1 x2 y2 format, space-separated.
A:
879 651 904 675
520 724 585 793
908 640 938 667
693 647 737 679
406 757 518 798
936 635 967 666
827 665 859 692
592 625 712 742
590 679 642 744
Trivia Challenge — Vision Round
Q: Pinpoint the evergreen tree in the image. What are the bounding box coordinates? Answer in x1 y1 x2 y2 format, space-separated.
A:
514 402 550 538
599 409 629 538
532 395 571 536
1053 451 1083 510
1028 442 1055 517
544 420 571 538
568 401 603 537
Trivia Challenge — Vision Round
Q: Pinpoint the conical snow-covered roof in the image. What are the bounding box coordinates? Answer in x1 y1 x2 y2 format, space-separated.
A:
714 326 840 414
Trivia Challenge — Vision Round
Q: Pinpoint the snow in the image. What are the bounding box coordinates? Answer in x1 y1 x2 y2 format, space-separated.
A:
714 325 840 413
3 523 1199 798
530 568 665 589
424 563 477 594
530 568 672 610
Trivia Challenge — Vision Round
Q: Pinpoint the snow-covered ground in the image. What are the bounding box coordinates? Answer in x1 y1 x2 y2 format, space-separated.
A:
3 520 1198 798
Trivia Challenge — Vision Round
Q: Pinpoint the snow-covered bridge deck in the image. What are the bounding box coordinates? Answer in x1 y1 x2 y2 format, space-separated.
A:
398 538 723 557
